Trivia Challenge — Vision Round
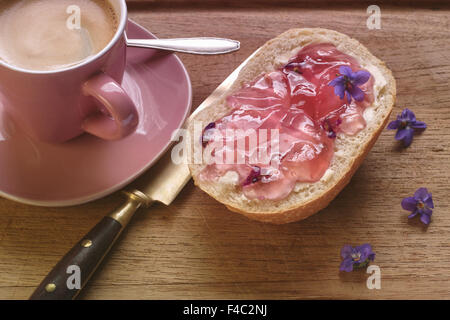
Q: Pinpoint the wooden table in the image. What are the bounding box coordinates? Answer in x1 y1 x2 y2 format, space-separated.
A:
1 1 450 300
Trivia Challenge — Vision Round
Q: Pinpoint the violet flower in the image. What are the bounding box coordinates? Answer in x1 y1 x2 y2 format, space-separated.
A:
201 122 216 148
242 166 261 186
387 108 427 147
340 244 375 272
321 117 342 139
283 61 303 74
328 66 371 104
402 187 434 225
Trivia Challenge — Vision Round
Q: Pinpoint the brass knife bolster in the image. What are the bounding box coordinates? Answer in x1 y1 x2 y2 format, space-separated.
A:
108 190 152 227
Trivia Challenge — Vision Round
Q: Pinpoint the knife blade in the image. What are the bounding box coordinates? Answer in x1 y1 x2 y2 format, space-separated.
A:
29 48 260 300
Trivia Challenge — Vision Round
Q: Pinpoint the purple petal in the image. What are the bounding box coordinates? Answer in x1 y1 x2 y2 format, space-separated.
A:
339 65 353 77
408 209 419 219
394 128 411 141
358 244 373 261
349 85 365 101
358 243 373 253
419 207 433 215
284 61 302 73
368 253 376 261
205 122 216 130
334 83 346 100
401 197 417 212
352 70 371 86
424 195 434 209
420 214 431 225
329 76 345 87
340 258 354 272
387 120 400 130
414 188 430 201
400 108 416 122
411 120 427 130
340 245 353 259
242 166 261 186
201 123 218 148
345 90 352 104
402 131 414 147
393 128 413 146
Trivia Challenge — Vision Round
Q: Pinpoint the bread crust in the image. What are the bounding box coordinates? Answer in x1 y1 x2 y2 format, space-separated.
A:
188 28 396 224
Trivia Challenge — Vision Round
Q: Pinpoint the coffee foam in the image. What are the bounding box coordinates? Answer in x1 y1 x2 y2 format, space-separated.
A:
0 0 118 71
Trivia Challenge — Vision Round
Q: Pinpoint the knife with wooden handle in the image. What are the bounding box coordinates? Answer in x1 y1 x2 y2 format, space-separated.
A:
29 49 260 300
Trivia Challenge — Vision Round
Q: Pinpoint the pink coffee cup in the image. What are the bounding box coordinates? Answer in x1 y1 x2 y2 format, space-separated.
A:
0 0 138 143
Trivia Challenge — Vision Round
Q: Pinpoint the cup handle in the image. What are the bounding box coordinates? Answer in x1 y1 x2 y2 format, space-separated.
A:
82 73 138 140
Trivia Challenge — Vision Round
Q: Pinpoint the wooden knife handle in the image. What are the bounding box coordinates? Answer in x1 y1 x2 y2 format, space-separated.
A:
29 191 149 300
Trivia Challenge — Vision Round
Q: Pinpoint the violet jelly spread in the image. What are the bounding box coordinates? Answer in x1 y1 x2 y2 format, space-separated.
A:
199 43 375 200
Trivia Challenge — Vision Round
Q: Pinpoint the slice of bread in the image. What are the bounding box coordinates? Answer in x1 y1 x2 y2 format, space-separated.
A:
188 28 396 224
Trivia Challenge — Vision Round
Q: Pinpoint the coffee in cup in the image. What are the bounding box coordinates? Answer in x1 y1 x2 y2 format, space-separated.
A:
0 0 119 71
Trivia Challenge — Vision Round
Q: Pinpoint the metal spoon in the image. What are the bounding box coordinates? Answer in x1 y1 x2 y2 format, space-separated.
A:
125 34 240 55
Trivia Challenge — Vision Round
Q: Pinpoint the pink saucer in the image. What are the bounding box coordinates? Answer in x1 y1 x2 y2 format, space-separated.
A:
0 20 192 206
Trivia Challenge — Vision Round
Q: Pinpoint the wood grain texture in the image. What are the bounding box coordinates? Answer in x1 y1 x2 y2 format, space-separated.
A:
1 2 450 299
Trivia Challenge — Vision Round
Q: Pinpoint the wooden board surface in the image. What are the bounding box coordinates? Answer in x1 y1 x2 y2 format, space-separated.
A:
1 2 450 300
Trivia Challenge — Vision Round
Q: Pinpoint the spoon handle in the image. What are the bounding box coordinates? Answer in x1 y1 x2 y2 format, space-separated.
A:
126 37 240 55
